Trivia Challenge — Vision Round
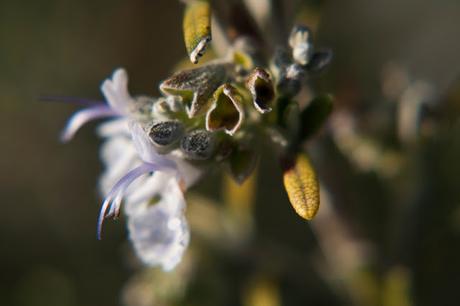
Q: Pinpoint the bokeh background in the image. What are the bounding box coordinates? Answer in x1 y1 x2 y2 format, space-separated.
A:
1 0 460 306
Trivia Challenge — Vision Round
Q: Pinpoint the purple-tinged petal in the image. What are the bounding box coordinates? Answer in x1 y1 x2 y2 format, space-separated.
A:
61 104 118 142
97 162 158 240
99 138 139 196
101 68 132 115
129 121 177 169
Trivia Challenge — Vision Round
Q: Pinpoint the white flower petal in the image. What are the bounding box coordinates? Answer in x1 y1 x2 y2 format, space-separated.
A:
124 171 175 215
128 121 176 168
127 178 189 271
97 118 130 138
97 163 159 239
99 137 139 196
101 68 132 114
169 153 203 189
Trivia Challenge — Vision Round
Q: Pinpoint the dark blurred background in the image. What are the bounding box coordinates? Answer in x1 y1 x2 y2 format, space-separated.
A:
1 1 460 306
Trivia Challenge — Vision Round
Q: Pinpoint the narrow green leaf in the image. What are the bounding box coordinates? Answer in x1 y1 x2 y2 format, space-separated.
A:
183 0 212 64
228 147 258 185
299 94 333 141
306 49 333 73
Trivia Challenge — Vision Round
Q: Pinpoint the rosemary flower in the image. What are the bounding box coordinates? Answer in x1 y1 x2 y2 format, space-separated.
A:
59 2 332 270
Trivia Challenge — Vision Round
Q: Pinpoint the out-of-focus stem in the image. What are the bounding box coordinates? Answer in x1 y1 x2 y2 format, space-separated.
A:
212 0 266 49
311 187 380 306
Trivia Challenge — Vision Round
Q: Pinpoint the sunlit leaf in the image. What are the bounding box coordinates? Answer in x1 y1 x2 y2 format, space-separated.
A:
233 50 254 71
183 0 212 64
282 153 320 220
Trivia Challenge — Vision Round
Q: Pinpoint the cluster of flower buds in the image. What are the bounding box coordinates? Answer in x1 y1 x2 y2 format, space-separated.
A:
59 0 332 270
146 25 332 182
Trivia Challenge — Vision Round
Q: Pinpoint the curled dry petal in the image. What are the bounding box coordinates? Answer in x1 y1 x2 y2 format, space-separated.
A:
282 153 320 220
183 0 212 64
206 84 244 135
246 67 275 114
160 63 229 118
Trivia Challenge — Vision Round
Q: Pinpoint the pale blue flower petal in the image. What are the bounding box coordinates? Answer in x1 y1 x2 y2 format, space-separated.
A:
101 68 132 115
60 104 118 142
97 162 159 240
129 121 177 169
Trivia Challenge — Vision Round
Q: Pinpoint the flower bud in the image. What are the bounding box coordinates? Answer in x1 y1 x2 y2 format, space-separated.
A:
149 121 184 147
289 25 313 66
180 129 216 160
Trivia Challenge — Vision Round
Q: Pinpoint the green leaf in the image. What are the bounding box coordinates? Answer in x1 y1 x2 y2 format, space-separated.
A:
183 0 212 64
228 147 258 185
299 94 333 141
306 49 333 73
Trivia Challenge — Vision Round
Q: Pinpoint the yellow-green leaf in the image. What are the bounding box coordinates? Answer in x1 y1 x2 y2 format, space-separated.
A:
282 153 320 220
183 0 212 64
